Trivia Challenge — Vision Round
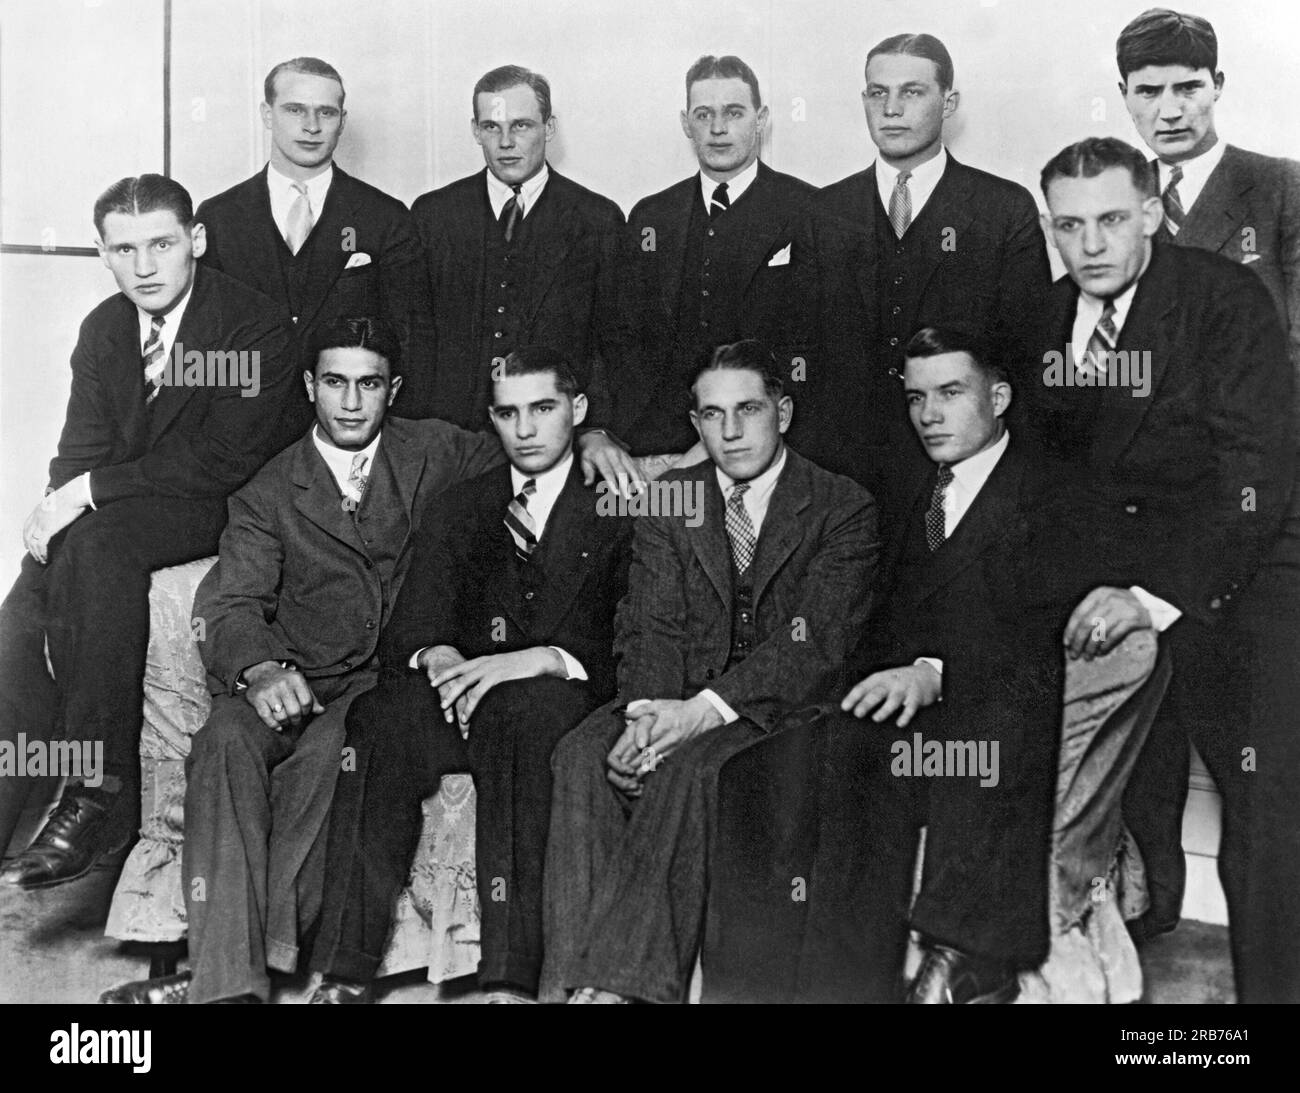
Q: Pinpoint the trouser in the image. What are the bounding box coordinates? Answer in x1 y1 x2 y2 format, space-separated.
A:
183 672 374 1004
313 671 600 994
0 497 227 854
538 698 764 1004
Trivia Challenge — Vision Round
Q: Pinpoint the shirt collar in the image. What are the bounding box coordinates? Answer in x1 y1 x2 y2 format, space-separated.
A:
1079 272 1141 332
510 449 572 500
700 157 760 209
487 162 550 219
1155 139 1226 199
268 161 334 207
312 424 382 488
136 282 194 352
948 428 1009 493
715 443 787 498
875 145 947 197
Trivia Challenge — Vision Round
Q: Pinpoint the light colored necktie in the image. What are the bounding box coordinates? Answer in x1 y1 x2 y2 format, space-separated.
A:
1162 164 1186 237
285 181 314 254
725 482 757 574
1081 298 1119 378
925 464 953 551
142 315 166 405
504 478 538 562
710 180 731 218
888 170 913 238
342 453 369 508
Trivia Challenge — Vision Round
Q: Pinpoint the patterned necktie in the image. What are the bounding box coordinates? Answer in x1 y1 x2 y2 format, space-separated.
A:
888 170 913 238
710 180 731 218
342 453 369 509
500 183 523 243
142 315 166 405
1081 298 1119 378
925 464 953 552
725 482 757 574
504 478 538 562
1162 164 1186 237
285 182 314 254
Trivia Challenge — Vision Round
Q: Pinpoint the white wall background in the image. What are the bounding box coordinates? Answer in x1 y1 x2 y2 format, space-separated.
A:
3 0 1299 590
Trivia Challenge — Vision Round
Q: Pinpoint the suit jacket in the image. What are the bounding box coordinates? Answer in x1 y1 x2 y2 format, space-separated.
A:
617 161 818 454
1025 242 1295 627
196 165 426 420
614 446 878 731
48 263 294 505
1159 145 1300 378
195 416 505 693
408 167 626 429
806 155 1051 499
380 459 632 700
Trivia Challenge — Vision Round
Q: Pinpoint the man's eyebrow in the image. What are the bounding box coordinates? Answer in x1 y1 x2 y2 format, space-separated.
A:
1173 78 1207 90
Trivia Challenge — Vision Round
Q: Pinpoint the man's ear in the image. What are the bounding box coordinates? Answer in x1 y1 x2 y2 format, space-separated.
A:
1117 80 1128 99
679 110 693 141
338 108 348 136
303 370 317 403
942 89 960 120
1213 70 1225 95
386 374 403 406
189 222 207 260
1039 211 1058 250
95 236 110 270
992 380 1012 419
756 103 771 130
1140 194 1164 237
260 100 273 131
777 394 794 434
544 114 557 142
571 391 588 428
688 408 702 440
470 116 484 147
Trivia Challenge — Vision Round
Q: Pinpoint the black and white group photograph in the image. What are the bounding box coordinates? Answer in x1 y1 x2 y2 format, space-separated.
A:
0 0 1296 1061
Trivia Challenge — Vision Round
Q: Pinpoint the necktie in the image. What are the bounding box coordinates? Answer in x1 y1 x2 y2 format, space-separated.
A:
500 183 523 243
888 170 913 238
925 464 953 552
342 453 369 509
504 478 538 561
1162 164 1186 237
284 182 314 254
142 315 166 405
1082 298 1119 379
710 180 731 218
725 482 757 574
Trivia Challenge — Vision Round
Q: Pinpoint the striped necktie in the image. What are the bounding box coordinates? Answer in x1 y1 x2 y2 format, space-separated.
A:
888 170 913 238
710 181 731 218
500 183 523 243
1081 298 1119 378
285 182 314 254
342 453 368 510
1162 164 1186 237
504 478 538 562
725 482 757 573
142 315 166 405
925 464 953 551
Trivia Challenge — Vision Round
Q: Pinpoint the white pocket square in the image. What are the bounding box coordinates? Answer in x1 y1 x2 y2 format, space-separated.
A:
1242 253 1262 265
344 252 372 270
767 243 792 267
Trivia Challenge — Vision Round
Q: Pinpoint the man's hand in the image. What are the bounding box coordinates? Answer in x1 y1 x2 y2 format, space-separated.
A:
243 661 324 731
428 647 566 728
841 664 941 727
417 645 468 725
1064 586 1153 660
22 479 91 564
604 695 723 792
577 430 643 497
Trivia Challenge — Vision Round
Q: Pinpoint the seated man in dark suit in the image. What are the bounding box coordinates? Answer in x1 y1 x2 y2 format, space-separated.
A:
1113 11 1300 988
309 347 632 1004
196 57 427 425
97 318 504 1004
805 32 1051 507
616 56 817 456
540 339 878 1004
0 175 293 889
409 64 637 488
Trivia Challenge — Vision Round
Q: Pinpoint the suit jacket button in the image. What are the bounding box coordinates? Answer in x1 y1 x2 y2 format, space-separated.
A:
706 668 716 680
708 228 716 237
1124 503 1139 515
1209 597 1222 610
364 559 374 570
365 619 376 629
342 660 353 670
524 590 535 601
888 336 899 347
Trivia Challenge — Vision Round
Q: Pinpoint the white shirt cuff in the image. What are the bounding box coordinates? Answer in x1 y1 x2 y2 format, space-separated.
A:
549 646 588 681
409 647 427 669
914 656 943 676
1129 586 1182 632
698 688 739 725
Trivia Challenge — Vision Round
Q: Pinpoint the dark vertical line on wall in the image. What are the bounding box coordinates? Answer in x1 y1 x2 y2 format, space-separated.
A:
163 0 173 177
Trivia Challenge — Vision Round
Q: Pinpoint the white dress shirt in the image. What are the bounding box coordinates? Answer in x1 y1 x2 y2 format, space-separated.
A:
699 157 759 211
410 452 588 680
1153 138 1226 214
312 425 381 495
487 163 550 221
267 162 333 243
690 447 789 724
875 146 948 225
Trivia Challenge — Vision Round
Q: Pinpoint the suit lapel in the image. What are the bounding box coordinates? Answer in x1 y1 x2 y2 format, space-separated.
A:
290 432 369 557
853 167 880 312
659 177 696 321
520 171 578 328
749 451 812 605
368 422 430 557
528 461 599 636
147 266 213 438
1179 145 1253 255
294 167 361 334
107 300 151 446
906 158 979 302
729 164 794 300
687 468 734 612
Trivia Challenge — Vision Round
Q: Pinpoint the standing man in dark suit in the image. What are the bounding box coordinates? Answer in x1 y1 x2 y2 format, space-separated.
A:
196 57 428 425
540 340 878 1004
309 348 631 1004
705 328 1071 1004
98 318 505 1004
0 175 293 889
616 56 817 456
1028 137 1294 1001
409 65 634 477
1114 11 1300 996
808 33 1051 505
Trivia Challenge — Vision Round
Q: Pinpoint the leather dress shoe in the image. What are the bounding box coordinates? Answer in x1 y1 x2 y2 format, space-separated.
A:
100 972 191 1005
905 943 1019 1004
309 977 372 1004
0 791 132 890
